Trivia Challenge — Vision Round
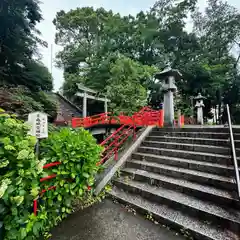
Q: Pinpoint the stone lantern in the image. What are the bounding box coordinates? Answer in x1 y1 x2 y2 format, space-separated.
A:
155 68 182 126
195 93 205 125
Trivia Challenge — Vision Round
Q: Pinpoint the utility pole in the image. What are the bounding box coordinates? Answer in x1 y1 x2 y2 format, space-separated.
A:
50 44 53 75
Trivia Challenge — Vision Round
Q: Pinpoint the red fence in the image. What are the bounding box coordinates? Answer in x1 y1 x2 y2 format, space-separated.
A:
33 161 61 215
71 107 164 128
98 124 136 165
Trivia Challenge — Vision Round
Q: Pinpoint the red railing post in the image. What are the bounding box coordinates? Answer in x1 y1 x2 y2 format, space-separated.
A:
33 199 37 216
114 148 118 161
103 113 107 124
181 115 185 128
159 110 164 127
71 118 78 128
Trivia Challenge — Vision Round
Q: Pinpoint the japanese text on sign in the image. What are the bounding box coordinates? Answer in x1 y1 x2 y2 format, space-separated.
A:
28 112 48 138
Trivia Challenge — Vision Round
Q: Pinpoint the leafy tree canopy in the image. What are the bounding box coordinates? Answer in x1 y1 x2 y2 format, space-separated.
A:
55 0 240 122
0 0 53 91
62 54 157 115
0 0 56 119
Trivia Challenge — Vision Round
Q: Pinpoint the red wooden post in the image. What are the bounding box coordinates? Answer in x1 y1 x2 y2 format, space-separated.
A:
33 199 37 216
181 115 185 127
103 113 107 124
71 118 78 128
159 110 164 127
114 148 118 161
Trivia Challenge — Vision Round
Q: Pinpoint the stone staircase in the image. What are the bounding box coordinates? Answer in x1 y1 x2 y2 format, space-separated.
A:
110 127 240 240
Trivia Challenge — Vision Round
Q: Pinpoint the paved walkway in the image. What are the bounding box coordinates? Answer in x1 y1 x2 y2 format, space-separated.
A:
50 199 184 240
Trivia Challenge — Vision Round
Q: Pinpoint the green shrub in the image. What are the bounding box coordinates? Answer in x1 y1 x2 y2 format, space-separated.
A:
0 110 45 240
38 128 103 226
0 111 104 239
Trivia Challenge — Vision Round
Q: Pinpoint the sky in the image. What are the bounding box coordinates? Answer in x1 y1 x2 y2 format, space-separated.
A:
37 0 240 91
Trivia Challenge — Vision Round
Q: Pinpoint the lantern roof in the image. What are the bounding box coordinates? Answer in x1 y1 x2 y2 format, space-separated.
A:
155 68 182 80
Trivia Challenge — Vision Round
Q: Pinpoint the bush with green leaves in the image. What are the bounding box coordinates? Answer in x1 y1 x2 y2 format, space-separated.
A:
0 111 104 239
0 110 46 239
38 127 103 229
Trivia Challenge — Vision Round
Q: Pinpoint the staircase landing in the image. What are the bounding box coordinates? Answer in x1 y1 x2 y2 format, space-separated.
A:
50 199 184 240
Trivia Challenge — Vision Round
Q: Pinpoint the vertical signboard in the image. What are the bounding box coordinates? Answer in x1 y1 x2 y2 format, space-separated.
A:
28 112 48 139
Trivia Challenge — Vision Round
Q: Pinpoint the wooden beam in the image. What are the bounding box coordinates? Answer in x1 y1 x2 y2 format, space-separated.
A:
77 83 97 94
76 92 110 102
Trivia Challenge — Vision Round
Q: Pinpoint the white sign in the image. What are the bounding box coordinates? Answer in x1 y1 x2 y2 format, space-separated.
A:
28 112 48 138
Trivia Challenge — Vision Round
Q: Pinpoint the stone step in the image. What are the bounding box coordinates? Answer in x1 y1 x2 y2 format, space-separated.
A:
124 161 235 191
132 152 236 177
235 141 240 148
150 131 230 139
147 136 240 155
142 141 231 155
113 177 240 233
233 128 240 134
151 130 240 141
154 127 231 133
120 167 239 209
155 126 240 133
110 187 238 240
138 146 232 165
146 135 230 147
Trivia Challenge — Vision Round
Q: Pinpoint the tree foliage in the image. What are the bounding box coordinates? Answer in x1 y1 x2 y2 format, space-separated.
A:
21 60 53 91
55 0 240 121
62 54 157 115
0 86 57 121
0 0 56 119
0 0 54 91
105 56 156 114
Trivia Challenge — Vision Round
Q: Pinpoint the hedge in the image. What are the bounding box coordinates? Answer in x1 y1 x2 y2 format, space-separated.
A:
0 110 103 239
